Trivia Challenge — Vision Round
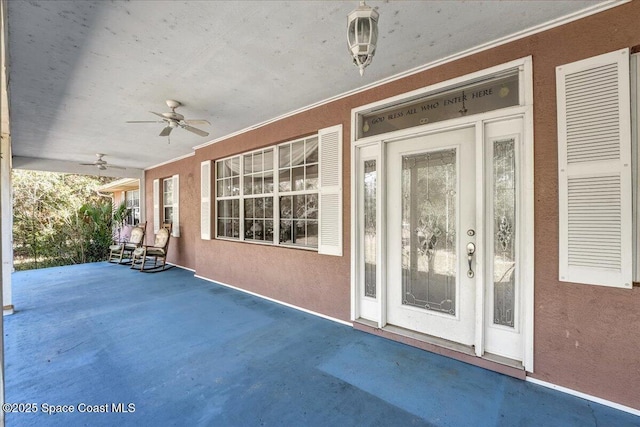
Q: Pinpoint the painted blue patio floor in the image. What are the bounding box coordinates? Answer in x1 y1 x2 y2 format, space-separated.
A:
4 263 639 427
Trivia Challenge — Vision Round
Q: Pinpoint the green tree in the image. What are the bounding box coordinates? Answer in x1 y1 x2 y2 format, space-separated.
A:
12 170 116 270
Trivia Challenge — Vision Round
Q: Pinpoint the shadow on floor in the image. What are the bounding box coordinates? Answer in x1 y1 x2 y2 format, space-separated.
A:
4 263 639 426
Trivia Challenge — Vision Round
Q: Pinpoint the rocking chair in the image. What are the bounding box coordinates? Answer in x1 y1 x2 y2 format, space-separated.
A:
108 222 147 264
131 224 172 272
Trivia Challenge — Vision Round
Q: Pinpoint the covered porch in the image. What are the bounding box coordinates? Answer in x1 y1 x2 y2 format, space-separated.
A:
4 263 637 426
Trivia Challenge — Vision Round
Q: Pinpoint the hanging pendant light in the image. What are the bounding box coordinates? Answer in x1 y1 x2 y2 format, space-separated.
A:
347 1 379 76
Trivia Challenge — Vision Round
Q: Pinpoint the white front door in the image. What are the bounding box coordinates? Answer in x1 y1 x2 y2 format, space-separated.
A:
386 127 476 345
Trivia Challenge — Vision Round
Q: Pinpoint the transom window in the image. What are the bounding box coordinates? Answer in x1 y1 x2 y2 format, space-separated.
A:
215 135 320 249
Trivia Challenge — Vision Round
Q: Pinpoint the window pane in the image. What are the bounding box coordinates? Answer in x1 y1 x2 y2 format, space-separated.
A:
231 157 240 177
279 144 290 168
244 154 253 174
306 137 318 163
216 162 224 179
293 195 305 219
245 198 254 218
265 197 273 218
254 152 263 173
305 164 318 190
231 219 240 238
232 177 240 196
306 194 318 219
254 175 263 194
292 140 304 166
216 180 223 198
293 166 305 191
279 169 291 192
255 197 264 218
218 219 227 237
244 176 253 195
232 200 239 218
280 219 292 244
264 170 274 193
265 220 274 242
224 159 233 178
264 149 274 171
280 196 292 219
306 221 318 248
164 207 173 223
245 220 255 240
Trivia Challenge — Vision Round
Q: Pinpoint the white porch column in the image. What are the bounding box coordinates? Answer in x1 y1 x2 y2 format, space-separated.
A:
0 134 10 315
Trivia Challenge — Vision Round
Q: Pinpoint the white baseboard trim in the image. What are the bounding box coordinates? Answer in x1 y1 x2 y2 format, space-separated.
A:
193 274 352 327
168 262 195 272
526 377 640 417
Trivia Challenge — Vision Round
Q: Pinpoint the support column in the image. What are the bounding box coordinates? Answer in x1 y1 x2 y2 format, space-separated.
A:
1 134 10 315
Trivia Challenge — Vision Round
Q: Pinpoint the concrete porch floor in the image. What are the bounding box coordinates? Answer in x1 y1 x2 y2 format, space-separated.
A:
4 263 639 426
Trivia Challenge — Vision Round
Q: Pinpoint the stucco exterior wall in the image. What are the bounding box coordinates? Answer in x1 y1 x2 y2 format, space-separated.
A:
146 2 640 410
145 155 198 270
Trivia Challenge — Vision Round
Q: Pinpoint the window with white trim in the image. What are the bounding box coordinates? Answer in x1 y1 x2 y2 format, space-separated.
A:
153 175 180 237
278 137 318 247
125 190 140 225
214 125 342 254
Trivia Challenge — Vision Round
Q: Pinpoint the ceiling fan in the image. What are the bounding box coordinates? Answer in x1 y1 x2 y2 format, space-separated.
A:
80 153 125 170
127 99 210 137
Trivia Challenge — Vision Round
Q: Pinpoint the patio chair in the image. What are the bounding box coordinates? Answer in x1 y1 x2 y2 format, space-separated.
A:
108 222 147 264
131 224 172 272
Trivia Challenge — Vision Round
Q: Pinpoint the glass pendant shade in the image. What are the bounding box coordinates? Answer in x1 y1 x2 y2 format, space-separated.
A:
347 1 379 76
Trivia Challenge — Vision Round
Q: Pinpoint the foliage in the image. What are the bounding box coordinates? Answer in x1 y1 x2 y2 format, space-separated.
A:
112 201 130 243
12 170 117 270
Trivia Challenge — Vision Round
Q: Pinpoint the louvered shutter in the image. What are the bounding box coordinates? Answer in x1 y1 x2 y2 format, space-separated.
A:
557 48 632 288
153 179 160 233
201 160 212 240
318 124 343 256
172 174 180 237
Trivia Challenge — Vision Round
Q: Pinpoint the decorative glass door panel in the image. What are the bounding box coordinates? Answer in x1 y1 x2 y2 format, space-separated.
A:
401 150 457 315
387 127 476 345
484 118 523 362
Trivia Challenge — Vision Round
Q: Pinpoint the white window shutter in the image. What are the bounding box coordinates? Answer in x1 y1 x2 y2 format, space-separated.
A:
557 48 632 288
201 160 212 240
153 179 160 233
318 124 343 256
172 174 180 237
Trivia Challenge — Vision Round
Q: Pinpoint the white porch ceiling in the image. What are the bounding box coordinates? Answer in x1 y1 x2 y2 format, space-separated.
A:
6 0 616 174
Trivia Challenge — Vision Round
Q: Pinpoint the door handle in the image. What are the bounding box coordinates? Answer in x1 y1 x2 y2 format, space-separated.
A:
466 242 476 278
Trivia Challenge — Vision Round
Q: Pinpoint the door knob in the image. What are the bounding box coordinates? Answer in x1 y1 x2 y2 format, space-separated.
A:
466 242 475 278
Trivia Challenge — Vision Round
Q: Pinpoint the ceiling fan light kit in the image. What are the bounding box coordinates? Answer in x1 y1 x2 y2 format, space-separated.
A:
127 99 210 138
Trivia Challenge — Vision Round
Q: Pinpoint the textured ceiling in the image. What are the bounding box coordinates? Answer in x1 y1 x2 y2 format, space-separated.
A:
6 0 615 174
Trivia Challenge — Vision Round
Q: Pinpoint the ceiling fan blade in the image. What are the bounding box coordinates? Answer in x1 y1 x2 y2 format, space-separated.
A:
182 124 209 137
159 126 173 137
184 119 210 126
79 163 96 166
150 111 167 119
127 120 163 123
107 165 127 170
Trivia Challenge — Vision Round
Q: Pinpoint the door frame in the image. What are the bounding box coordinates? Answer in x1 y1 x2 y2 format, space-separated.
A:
350 57 535 372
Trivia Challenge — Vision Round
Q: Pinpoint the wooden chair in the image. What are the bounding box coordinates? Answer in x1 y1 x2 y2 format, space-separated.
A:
131 224 172 272
109 222 147 264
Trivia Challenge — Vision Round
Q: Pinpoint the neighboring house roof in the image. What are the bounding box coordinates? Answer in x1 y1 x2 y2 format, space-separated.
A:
98 178 139 193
